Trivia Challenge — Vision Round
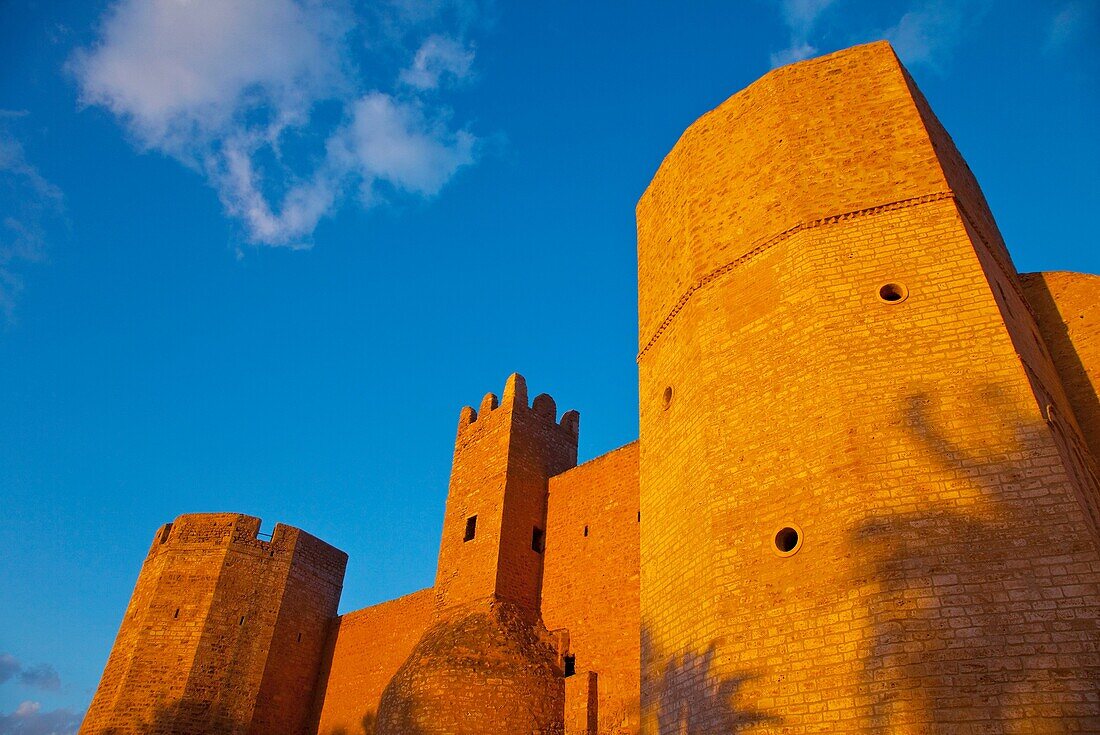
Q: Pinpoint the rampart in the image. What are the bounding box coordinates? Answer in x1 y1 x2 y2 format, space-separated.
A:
82 41 1100 735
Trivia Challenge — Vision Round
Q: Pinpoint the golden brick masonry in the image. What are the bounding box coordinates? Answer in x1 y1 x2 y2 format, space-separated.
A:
81 41 1100 735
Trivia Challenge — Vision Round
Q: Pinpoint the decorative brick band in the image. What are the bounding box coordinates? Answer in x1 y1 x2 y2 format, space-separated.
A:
637 191 956 360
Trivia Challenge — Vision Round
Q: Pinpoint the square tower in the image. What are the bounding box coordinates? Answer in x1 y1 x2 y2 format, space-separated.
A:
434 373 579 620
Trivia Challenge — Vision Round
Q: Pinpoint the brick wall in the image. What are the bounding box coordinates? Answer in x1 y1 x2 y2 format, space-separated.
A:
636 41 1100 733
542 442 640 735
374 598 566 735
81 40 1100 735
311 588 436 735
80 514 346 735
1022 272 1100 461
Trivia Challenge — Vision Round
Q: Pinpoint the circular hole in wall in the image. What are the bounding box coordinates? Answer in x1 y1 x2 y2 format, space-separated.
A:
662 386 673 410
878 283 909 303
773 525 803 557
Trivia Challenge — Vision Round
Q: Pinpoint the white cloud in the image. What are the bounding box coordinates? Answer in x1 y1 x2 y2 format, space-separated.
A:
778 0 837 38
0 701 81 735
767 0 988 71
770 0 837 68
13 703 37 718
882 1 975 70
338 93 475 195
770 42 818 67
0 119 64 322
71 0 481 248
400 35 475 90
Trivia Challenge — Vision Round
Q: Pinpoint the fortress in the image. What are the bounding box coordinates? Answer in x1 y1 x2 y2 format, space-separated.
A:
80 42 1100 734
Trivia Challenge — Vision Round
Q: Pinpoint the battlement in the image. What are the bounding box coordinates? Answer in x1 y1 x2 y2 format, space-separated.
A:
146 513 347 586
457 373 580 437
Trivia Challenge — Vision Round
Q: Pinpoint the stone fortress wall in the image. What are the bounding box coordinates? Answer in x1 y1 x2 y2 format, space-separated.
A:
635 40 1100 734
79 514 347 734
81 41 1100 735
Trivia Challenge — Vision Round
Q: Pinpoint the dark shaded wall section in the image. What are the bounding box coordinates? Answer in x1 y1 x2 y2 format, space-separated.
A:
1022 271 1100 460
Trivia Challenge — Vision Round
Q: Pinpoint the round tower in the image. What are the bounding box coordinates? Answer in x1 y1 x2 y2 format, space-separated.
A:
636 42 1100 732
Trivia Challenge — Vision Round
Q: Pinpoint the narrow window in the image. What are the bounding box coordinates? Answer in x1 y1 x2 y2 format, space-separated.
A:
239 616 245 626
173 608 179 619
637 511 641 523
464 515 477 542
563 654 576 677
532 527 545 553
583 525 589 537
297 632 302 643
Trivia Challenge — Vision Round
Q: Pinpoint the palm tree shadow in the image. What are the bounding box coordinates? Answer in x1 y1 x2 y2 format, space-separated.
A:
642 625 779 734
852 389 1100 732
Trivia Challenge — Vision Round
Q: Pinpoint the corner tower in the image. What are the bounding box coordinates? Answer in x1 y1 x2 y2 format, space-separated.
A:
80 514 347 735
636 42 1100 731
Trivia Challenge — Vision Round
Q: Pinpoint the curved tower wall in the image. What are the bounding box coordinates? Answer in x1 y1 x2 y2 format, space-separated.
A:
636 42 1100 732
80 513 347 735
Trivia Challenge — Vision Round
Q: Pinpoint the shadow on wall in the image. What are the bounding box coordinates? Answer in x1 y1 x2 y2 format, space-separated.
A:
91 699 244 735
94 705 389 735
852 388 1100 731
641 625 778 734
326 711 381 735
1021 274 1100 459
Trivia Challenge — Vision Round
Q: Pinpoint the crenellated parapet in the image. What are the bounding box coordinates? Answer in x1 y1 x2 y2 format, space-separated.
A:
456 372 580 440
144 513 345 578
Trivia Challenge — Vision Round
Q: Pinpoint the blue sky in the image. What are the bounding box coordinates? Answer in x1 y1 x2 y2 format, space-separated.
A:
0 0 1097 728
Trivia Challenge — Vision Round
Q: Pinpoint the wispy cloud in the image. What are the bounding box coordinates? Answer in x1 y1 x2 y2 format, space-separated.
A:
0 114 64 322
0 655 18 685
70 0 484 249
400 35 476 90
15 666 60 693
770 0 838 67
1045 1 1095 53
881 1 984 71
0 654 62 692
0 701 81 735
767 0 988 71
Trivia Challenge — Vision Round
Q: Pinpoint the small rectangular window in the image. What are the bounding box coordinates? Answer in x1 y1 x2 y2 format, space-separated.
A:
563 654 576 677
464 515 477 542
532 527 545 553
583 525 589 537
